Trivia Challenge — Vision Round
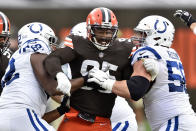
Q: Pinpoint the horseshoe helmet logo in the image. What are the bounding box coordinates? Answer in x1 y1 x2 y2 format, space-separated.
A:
154 20 167 33
30 24 43 34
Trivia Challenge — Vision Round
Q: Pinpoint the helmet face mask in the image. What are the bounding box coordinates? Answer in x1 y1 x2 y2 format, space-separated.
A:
131 29 147 46
131 15 175 48
43 32 58 47
86 7 118 50
0 12 11 54
91 26 117 47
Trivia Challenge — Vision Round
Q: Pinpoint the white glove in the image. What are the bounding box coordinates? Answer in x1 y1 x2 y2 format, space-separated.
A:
56 72 71 96
88 68 115 91
143 59 159 81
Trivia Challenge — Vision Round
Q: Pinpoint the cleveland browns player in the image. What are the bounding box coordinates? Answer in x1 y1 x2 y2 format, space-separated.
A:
44 7 135 131
0 11 12 95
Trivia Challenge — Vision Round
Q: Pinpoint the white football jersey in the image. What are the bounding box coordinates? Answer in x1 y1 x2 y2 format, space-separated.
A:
111 96 135 122
111 96 137 131
0 40 51 117
131 45 195 130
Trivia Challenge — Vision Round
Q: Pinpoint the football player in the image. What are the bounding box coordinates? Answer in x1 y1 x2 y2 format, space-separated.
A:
0 11 12 95
43 7 137 131
174 10 196 35
66 22 138 131
44 7 157 131
89 15 196 131
0 22 82 130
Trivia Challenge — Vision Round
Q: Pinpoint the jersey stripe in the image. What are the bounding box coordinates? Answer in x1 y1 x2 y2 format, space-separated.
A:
64 42 73 48
132 46 162 60
64 37 72 43
112 122 122 131
64 37 73 49
27 109 39 131
130 46 137 56
122 121 129 131
165 116 179 131
166 119 171 131
32 110 48 131
174 116 179 131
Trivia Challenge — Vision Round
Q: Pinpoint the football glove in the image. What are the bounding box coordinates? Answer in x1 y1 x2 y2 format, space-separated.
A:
57 95 70 115
143 58 159 81
88 68 115 91
174 10 196 27
56 72 71 96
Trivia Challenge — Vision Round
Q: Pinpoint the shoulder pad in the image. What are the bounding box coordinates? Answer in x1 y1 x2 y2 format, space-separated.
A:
131 46 161 65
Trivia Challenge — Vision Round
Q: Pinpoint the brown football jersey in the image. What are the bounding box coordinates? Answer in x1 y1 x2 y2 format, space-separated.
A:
0 53 10 94
46 35 135 117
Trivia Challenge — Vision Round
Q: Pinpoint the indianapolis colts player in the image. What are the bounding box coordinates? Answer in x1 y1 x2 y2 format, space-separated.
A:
0 22 71 130
131 15 196 131
87 15 196 131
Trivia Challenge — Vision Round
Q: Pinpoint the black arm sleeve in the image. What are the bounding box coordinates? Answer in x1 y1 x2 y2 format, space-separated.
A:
126 76 150 101
43 47 76 78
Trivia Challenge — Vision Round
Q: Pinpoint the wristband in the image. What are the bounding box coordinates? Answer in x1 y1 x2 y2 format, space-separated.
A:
57 105 70 115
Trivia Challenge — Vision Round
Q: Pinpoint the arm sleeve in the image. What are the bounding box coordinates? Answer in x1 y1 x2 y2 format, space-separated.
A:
126 76 150 101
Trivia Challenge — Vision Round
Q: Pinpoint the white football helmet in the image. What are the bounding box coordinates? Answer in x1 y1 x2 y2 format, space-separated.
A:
18 22 58 49
59 22 87 49
70 22 87 38
132 15 175 48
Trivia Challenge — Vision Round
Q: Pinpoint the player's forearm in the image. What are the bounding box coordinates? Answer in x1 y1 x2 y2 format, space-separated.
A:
42 109 61 123
70 77 84 92
112 80 131 99
112 76 150 101
190 23 196 34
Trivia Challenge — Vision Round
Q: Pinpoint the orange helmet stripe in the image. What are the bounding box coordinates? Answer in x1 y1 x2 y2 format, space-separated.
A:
0 17 3 34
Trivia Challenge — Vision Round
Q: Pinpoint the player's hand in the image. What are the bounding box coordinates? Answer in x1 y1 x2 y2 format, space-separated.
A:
83 73 105 91
57 95 70 115
88 68 115 91
143 58 159 81
173 10 195 27
56 72 71 96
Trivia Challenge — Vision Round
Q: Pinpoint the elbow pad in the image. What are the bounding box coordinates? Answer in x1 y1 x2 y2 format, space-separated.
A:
126 76 150 101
